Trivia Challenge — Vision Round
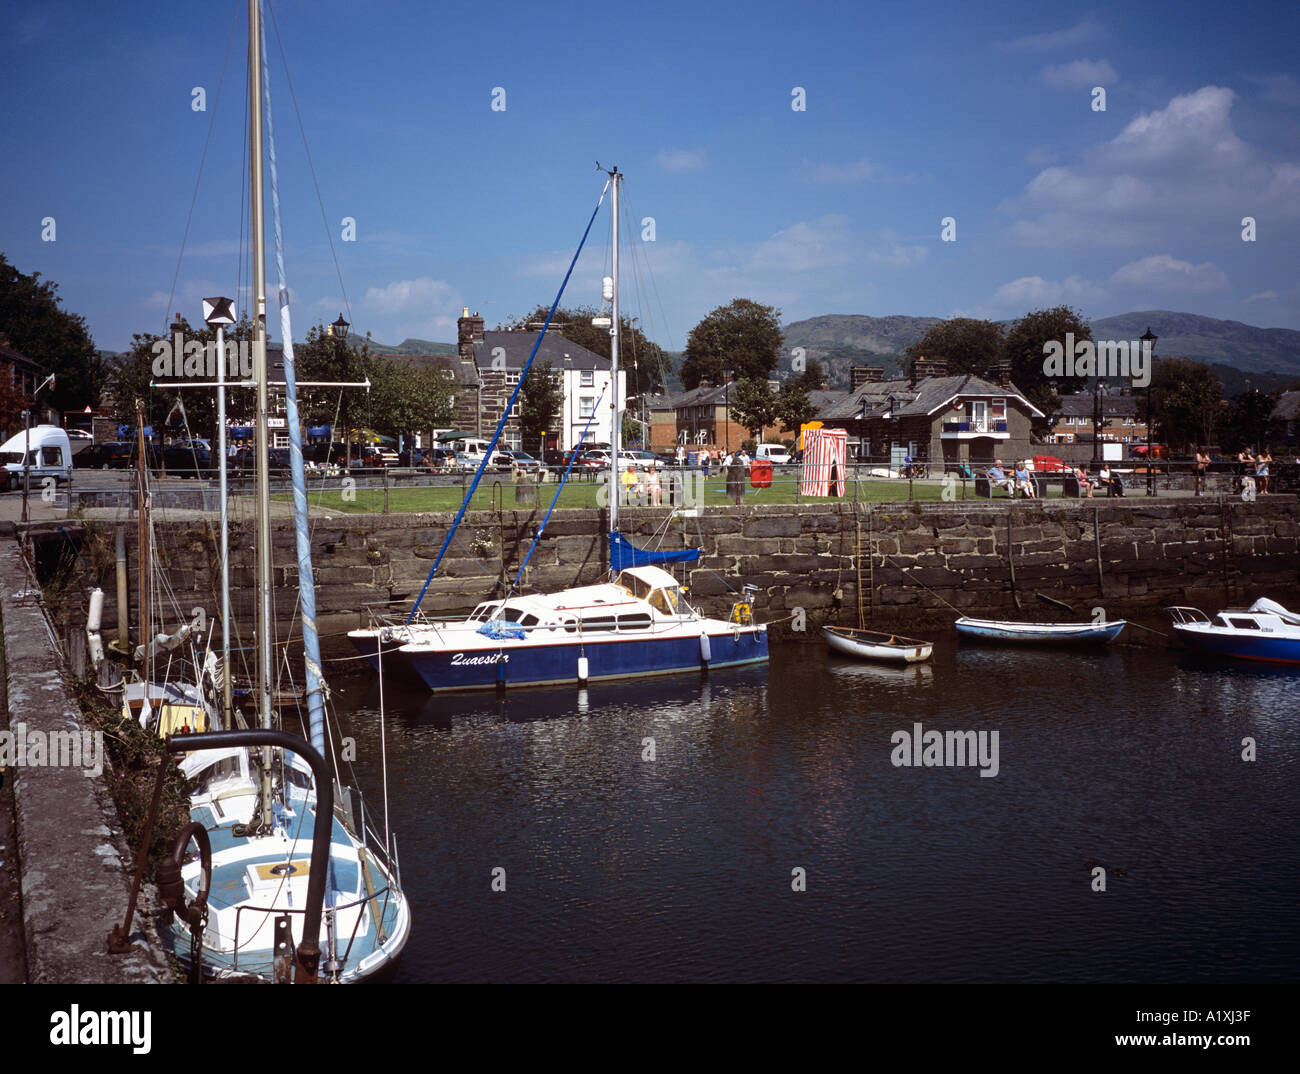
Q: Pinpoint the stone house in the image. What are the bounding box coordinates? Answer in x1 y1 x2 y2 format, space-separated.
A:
457 309 624 453
819 359 1042 470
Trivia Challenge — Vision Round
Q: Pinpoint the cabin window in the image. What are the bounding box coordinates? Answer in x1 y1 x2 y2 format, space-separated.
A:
1227 617 1261 630
582 615 617 632
650 588 680 616
562 616 578 634
285 765 312 790
519 613 539 627
617 613 652 631
499 607 526 623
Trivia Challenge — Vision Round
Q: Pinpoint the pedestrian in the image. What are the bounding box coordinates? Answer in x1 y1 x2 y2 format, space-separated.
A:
1193 447 1210 496
1256 449 1271 495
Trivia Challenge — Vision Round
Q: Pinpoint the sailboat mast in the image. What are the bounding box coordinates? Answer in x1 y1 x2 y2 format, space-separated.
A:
249 0 274 824
609 166 620 535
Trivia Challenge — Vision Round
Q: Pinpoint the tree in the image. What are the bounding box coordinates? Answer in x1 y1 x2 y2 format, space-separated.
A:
729 376 777 438
0 253 103 414
1219 388 1274 454
680 299 783 390
518 359 563 454
1002 306 1092 415
1149 359 1222 453
904 318 1004 378
296 324 373 462
106 316 259 442
501 304 670 399
366 359 456 448
775 359 824 434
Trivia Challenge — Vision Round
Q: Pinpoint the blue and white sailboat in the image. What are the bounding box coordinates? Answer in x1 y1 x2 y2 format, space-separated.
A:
350 166 768 691
161 0 408 981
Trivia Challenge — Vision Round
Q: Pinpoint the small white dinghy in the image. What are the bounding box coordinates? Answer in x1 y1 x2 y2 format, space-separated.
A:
823 625 934 664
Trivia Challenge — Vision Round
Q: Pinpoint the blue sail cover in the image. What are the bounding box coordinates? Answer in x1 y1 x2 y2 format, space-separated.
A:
609 531 701 571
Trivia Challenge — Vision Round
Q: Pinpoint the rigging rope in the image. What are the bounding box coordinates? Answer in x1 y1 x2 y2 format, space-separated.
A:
404 178 613 622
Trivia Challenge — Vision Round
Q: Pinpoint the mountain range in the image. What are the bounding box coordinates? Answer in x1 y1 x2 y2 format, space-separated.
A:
777 310 1300 396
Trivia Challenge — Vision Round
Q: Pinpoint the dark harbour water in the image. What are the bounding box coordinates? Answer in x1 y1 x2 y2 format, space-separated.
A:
330 640 1300 983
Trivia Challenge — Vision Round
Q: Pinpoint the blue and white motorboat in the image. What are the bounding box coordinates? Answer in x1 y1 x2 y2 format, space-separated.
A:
351 166 771 692
398 564 767 691
954 616 1126 644
1167 598 1300 665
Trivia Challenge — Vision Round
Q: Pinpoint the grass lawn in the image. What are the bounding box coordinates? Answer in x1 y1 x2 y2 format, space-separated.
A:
279 473 1071 514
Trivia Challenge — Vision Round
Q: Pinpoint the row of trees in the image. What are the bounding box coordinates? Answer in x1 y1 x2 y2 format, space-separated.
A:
108 319 456 447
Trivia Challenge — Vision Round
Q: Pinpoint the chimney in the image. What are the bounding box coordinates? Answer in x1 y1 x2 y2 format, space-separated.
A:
909 357 947 386
992 360 1013 388
850 365 885 389
458 308 485 361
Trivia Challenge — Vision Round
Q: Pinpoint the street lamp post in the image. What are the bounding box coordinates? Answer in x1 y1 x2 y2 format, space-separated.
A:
331 313 350 463
1141 327 1157 496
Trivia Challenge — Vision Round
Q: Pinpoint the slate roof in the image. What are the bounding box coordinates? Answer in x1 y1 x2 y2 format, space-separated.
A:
1055 392 1141 419
821 374 1042 421
380 352 481 387
1272 390 1300 422
470 330 610 372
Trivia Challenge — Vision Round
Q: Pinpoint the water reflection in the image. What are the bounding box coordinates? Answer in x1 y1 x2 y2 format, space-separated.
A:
330 639 1299 982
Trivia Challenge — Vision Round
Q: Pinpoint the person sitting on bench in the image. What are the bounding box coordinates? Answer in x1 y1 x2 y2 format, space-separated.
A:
986 459 1017 497
1073 465 1095 498
1014 460 1036 498
1098 463 1124 497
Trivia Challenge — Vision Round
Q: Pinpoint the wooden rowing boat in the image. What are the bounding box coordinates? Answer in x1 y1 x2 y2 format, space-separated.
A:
823 625 934 663
954 617 1126 644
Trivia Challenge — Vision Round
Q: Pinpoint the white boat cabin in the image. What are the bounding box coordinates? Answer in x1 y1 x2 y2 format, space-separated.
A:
463 565 696 636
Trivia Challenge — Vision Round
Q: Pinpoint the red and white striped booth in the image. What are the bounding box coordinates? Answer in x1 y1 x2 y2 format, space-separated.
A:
800 427 847 497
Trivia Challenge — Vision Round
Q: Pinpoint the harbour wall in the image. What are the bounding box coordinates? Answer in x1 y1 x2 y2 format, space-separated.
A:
58 495 1300 655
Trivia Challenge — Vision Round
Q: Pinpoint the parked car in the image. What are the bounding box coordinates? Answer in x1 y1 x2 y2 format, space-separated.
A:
157 442 213 478
502 450 548 476
1027 455 1070 473
75 441 135 469
66 428 93 441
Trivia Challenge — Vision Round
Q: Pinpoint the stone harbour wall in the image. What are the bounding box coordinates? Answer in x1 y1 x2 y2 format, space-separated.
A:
66 495 1300 654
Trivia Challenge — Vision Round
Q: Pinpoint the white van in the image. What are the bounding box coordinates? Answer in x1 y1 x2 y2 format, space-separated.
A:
1 425 73 490
756 443 791 464
457 438 511 469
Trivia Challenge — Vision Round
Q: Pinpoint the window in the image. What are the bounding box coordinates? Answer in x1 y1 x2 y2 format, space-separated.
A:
579 397 596 419
580 370 594 387
991 398 1006 419
617 613 652 631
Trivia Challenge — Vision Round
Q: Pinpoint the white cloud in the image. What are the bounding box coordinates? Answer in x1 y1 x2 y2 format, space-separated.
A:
361 277 456 315
655 148 706 172
1109 254 1229 293
990 274 1105 309
1245 290 1279 302
1001 85 1299 247
1041 59 1118 89
1000 18 1104 50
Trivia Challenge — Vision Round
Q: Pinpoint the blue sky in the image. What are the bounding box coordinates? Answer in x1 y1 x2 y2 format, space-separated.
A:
2 0 1297 354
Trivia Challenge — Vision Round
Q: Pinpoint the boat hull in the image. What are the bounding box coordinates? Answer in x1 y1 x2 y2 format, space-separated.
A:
403 626 769 692
823 626 932 663
954 617 1126 644
1171 624 1300 665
